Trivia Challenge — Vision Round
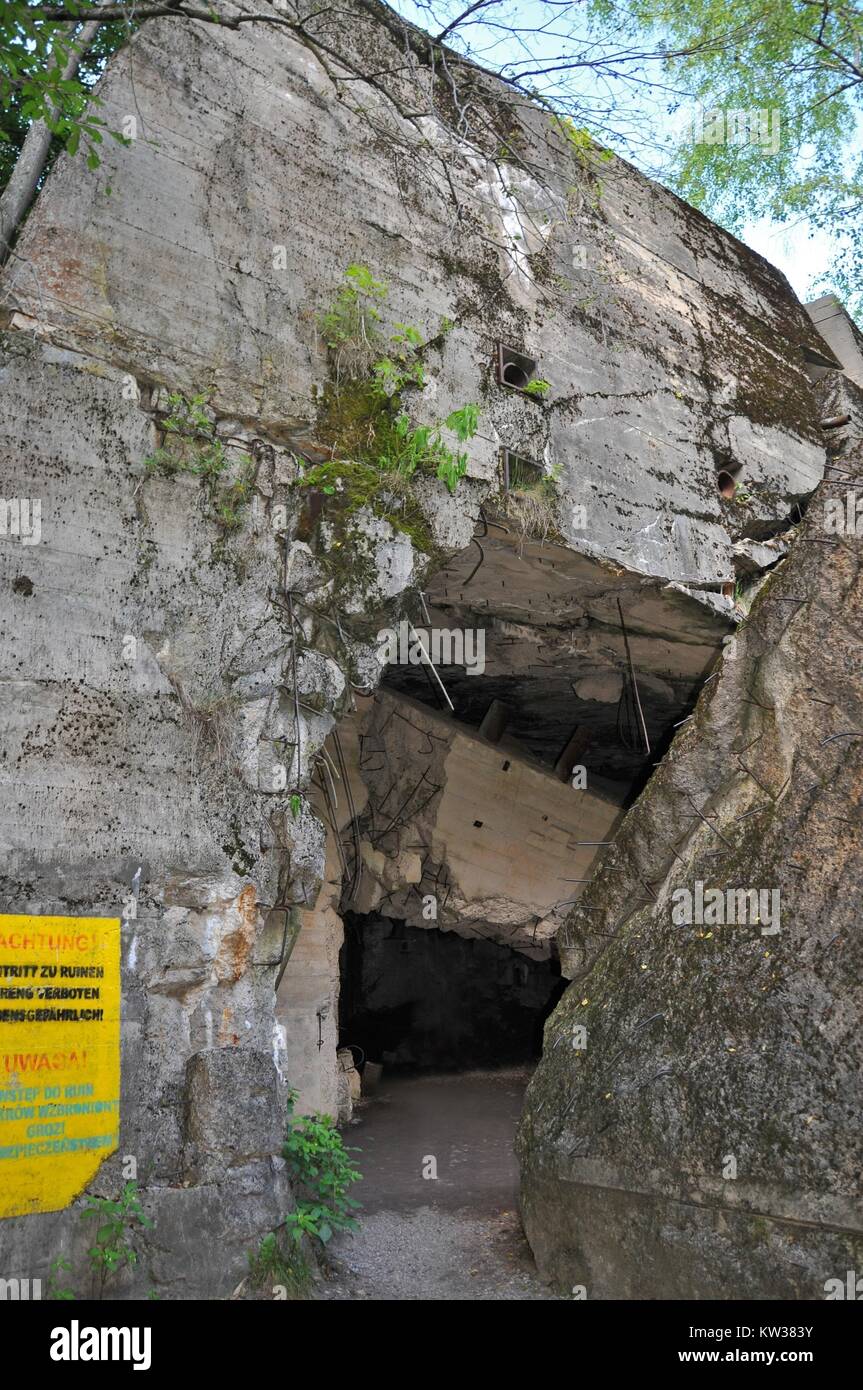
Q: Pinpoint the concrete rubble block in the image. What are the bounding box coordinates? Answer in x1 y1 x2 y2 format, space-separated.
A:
351 874 384 916
143 1162 294 1300
336 1048 362 1124
231 657 285 703
270 802 327 906
341 510 419 610
254 906 300 968
392 850 424 887
274 451 301 488
732 536 788 574
412 473 485 550
296 649 346 712
345 640 385 693
517 434 863 1298
225 615 293 679
260 691 336 788
182 1047 287 1184
359 840 387 880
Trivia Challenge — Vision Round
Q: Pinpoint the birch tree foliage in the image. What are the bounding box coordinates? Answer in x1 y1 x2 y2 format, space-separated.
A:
587 0 863 310
0 2 129 188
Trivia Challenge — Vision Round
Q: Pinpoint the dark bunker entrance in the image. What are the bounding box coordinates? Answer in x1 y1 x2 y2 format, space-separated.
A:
338 911 564 1074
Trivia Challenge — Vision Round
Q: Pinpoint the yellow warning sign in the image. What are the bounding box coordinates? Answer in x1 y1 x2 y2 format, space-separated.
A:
0 914 120 1220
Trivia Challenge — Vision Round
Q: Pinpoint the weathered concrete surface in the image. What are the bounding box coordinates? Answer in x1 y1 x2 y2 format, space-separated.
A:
517 384 863 1299
0 0 842 1297
2 4 826 593
807 295 863 388
0 339 420 1295
0 335 302 1296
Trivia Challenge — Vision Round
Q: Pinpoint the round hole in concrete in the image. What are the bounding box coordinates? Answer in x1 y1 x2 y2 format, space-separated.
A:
716 469 738 499
502 361 531 389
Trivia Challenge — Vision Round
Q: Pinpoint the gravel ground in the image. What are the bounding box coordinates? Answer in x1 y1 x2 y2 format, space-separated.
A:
317 1069 562 1301
320 1205 560 1300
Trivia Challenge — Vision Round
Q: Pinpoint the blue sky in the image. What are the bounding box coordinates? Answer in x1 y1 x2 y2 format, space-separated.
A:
742 220 836 304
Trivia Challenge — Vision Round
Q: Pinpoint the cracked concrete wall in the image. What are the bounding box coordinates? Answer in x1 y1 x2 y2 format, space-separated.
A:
0 329 419 1298
0 0 840 1296
806 295 863 388
0 336 299 1295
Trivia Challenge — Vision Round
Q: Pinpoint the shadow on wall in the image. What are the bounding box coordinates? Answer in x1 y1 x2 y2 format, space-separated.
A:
339 912 564 1072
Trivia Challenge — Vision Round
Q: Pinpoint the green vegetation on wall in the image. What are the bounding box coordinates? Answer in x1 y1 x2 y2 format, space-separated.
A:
144 390 255 534
45 1180 154 1301
301 264 480 559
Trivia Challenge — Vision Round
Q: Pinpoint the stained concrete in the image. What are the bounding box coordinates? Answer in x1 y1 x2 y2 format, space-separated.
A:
0 0 844 1296
3 4 826 596
806 295 863 388
349 689 625 955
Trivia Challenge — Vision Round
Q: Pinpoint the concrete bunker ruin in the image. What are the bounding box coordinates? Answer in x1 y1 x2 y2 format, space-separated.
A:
276 514 738 1117
1 0 856 1301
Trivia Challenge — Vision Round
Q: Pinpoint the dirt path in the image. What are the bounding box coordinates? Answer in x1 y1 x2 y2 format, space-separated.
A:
318 1068 561 1301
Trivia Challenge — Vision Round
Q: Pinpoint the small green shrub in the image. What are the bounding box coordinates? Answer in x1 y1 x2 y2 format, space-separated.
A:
560 119 613 170
318 263 388 354
307 266 481 552
282 1089 362 1247
523 378 552 399
46 1256 75 1301
81 1180 153 1297
499 461 563 543
558 118 613 207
